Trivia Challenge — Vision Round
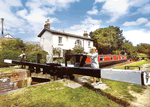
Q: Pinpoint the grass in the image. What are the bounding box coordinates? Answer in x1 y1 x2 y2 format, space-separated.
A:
114 60 150 69
0 60 149 106
0 82 124 107
0 67 15 73
99 78 147 102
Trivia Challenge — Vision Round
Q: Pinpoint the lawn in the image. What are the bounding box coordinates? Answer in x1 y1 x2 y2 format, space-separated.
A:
114 60 150 69
0 81 125 107
0 67 15 73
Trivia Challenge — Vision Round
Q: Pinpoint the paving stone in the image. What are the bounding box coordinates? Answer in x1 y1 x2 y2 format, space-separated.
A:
64 83 82 89
93 84 109 90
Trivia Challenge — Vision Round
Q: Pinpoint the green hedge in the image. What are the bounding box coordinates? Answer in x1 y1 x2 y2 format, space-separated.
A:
26 50 47 64
0 50 20 67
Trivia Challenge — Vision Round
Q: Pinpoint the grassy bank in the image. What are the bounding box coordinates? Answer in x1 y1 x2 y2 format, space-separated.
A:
114 60 150 69
100 78 147 102
0 81 124 107
0 67 15 73
0 77 147 107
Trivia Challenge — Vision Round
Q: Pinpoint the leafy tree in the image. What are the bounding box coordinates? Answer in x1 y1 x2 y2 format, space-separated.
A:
2 38 26 52
71 45 84 54
89 26 125 54
25 42 42 53
136 43 150 55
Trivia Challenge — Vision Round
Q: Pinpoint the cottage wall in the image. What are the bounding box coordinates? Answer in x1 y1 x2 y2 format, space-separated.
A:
39 30 93 62
40 31 53 63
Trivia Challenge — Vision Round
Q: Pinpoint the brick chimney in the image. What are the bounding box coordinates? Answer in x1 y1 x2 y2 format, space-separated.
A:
44 19 50 29
83 31 88 37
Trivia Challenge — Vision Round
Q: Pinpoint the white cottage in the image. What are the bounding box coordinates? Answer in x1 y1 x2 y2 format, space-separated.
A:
38 21 93 63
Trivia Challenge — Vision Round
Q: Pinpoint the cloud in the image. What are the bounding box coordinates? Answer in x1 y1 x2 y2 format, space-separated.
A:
5 0 22 7
99 0 149 23
0 0 26 36
16 0 80 41
65 17 101 36
94 0 106 4
137 4 150 14
87 6 98 15
100 0 129 23
123 29 150 46
145 22 150 27
123 17 148 26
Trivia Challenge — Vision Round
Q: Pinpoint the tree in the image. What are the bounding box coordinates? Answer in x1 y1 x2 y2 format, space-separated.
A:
89 26 125 54
71 45 84 54
136 43 150 55
2 38 26 52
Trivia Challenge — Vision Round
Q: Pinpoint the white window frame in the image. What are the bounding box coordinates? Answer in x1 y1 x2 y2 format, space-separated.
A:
75 39 82 46
58 37 62 44
88 41 91 48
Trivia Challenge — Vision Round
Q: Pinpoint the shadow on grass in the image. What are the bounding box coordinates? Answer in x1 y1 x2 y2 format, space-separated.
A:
73 79 131 107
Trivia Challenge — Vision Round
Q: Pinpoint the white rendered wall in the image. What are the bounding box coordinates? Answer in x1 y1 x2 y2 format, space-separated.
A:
52 34 93 53
40 31 53 63
40 31 94 60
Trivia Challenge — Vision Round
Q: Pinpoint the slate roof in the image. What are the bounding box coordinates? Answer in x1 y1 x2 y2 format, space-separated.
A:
38 28 93 41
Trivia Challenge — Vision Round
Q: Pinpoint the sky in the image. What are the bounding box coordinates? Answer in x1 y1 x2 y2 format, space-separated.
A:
0 0 150 46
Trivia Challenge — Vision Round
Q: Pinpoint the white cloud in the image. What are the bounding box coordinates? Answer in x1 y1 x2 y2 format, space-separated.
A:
15 0 80 41
17 9 28 18
137 4 150 14
94 0 106 4
123 29 150 46
128 0 149 7
65 17 101 36
0 0 26 36
100 0 129 23
5 0 22 7
145 22 150 27
99 0 149 23
87 6 98 15
123 17 148 26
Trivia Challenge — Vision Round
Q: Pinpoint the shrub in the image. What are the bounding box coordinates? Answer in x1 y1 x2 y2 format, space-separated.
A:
0 50 20 67
2 38 26 52
71 45 84 54
26 50 48 64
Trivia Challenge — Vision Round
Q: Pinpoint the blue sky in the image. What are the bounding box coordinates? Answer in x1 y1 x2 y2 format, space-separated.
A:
0 0 150 46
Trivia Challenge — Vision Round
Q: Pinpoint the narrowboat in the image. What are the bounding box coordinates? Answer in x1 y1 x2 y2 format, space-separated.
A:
85 55 127 67
61 54 127 68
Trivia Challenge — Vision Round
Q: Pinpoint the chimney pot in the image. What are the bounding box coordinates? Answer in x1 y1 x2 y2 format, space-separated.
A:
63 30 65 32
44 19 50 29
83 31 88 37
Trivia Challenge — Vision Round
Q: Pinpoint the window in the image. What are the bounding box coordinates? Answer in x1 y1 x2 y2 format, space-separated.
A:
43 38 44 42
117 56 119 59
88 41 90 48
100 56 104 61
58 37 62 44
75 39 82 46
123 56 124 59
111 56 114 60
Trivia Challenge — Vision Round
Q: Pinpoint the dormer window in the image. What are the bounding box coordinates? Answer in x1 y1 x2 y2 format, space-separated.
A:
75 39 82 46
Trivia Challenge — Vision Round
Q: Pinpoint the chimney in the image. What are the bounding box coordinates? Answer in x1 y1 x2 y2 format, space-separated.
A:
63 30 65 32
83 31 88 37
44 19 50 29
